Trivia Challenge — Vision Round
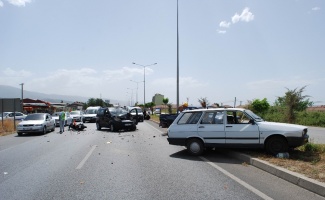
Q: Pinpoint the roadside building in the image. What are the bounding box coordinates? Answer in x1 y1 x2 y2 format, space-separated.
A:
152 93 164 106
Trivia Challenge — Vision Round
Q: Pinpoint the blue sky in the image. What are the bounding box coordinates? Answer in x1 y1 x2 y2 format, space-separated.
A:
1 0 324 107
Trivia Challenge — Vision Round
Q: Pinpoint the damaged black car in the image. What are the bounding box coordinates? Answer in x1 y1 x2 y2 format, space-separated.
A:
96 107 138 132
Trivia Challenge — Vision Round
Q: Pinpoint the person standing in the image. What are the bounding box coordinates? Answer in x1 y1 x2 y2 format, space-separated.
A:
59 111 65 134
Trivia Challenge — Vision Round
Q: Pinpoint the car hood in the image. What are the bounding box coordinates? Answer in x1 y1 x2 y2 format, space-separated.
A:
256 121 307 132
19 120 45 125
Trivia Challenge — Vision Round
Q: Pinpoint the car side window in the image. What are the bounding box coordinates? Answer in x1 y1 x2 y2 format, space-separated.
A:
177 112 202 124
200 111 224 124
227 111 251 124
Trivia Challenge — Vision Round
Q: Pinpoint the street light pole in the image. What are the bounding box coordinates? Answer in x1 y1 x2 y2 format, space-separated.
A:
127 88 136 106
132 62 157 108
130 80 143 105
176 0 180 113
20 83 24 112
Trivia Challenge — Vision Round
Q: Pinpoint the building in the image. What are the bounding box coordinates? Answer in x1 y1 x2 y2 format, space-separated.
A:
152 93 164 106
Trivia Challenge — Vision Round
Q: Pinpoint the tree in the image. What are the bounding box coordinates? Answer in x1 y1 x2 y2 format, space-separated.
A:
251 98 270 115
162 97 169 113
198 97 209 108
145 102 156 115
275 86 313 123
167 103 173 114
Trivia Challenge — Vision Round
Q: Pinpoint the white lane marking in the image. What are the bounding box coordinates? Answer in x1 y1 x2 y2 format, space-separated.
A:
76 145 97 169
200 156 273 200
145 121 164 134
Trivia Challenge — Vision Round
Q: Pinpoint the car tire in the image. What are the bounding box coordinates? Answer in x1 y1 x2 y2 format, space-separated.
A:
186 138 204 156
110 124 116 132
17 132 23 136
96 122 101 130
266 136 288 155
131 125 136 131
42 126 47 135
83 119 85 123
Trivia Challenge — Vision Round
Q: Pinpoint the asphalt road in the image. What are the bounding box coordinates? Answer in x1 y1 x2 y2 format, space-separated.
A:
0 121 324 200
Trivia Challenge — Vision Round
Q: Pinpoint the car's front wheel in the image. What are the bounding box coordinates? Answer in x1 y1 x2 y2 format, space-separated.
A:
96 122 101 130
265 136 288 155
42 126 47 135
17 132 23 136
110 124 117 132
186 138 204 156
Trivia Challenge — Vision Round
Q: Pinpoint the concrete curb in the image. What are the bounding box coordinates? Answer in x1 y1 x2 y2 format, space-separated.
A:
227 151 325 197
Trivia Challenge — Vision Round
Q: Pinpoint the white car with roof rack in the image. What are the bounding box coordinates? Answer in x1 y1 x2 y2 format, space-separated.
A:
167 108 309 156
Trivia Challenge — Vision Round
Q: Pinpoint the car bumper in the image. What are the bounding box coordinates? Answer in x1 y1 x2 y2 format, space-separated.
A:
167 138 186 146
287 134 309 148
17 126 44 133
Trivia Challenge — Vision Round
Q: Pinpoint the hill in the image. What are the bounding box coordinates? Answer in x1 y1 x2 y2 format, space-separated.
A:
0 85 125 105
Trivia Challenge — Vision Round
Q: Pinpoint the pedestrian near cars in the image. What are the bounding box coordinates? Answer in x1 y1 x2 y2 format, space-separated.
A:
59 111 65 134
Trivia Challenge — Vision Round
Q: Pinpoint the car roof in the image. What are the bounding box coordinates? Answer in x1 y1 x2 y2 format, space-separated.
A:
182 107 246 113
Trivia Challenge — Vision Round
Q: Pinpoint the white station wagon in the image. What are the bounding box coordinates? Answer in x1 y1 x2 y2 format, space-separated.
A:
167 108 309 156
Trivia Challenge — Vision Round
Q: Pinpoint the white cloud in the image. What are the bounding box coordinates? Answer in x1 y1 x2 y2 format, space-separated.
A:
7 0 31 7
312 7 321 11
219 21 231 28
3 68 32 77
232 7 254 24
217 30 226 34
0 1 4 7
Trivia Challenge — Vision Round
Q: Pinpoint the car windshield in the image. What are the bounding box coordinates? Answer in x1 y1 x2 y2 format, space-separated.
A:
24 114 45 121
70 111 81 115
245 110 264 122
52 112 61 116
85 109 97 114
109 107 127 115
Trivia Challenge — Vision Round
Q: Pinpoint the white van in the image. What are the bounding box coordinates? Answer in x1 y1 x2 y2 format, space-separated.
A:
83 106 101 123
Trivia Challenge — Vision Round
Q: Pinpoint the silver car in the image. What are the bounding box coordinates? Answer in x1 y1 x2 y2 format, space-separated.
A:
17 113 55 136
51 112 73 126
0 112 27 121
70 110 84 122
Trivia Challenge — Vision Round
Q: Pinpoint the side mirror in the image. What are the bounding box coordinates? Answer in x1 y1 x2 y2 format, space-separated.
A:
249 119 255 124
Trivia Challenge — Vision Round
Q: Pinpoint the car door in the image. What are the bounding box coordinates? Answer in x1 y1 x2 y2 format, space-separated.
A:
197 111 226 145
225 110 260 145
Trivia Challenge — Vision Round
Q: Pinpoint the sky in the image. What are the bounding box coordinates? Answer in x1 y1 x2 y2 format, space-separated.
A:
1 0 324 107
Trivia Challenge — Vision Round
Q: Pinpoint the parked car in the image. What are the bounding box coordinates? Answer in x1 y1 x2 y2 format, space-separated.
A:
83 106 101 123
0 111 27 121
167 108 309 156
51 112 72 126
16 113 55 136
159 113 178 128
127 106 144 122
70 110 83 122
96 107 138 132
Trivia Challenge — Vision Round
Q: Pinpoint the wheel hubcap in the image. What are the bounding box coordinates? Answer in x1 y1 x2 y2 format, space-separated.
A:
190 142 200 153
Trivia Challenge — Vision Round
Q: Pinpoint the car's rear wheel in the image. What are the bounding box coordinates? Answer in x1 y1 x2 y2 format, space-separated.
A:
96 122 101 130
186 138 204 156
266 136 288 155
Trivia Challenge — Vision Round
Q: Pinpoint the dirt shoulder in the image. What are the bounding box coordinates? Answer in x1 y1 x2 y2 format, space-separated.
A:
243 148 325 183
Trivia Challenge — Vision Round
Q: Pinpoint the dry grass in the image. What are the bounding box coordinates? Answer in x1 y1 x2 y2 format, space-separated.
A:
0 120 17 136
244 144 325 183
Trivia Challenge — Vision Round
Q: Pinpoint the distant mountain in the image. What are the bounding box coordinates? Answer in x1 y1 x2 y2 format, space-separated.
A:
0 85 125 105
